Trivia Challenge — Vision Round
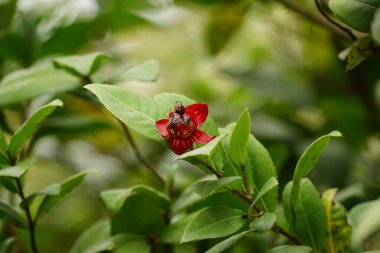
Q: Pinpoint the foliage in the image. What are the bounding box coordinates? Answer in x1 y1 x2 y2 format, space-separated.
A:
0 0 379 252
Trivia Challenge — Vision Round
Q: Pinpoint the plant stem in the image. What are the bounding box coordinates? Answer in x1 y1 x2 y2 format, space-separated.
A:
240 165 250 195
313 0 357 41
119 121 165 185
276 0 351 40
205 162 301 245
15 179 38 253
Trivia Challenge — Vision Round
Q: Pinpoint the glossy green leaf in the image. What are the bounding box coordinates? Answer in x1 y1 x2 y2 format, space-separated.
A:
153 92 219 136
322 188 352 253
349 198 380 247
328 0 380 32
265 245 312 253
176 134 227 171
102 186 170 236
250 212 276 232
0 201 27 229
291 131 342 216
205 230 251 253
8 99 63 157
159 212 199 244
0 65 80 107
251 177 278 207
53 52 110 77
0 237 16 253
188 176 242 199
0 159 35 179
21 170 95 220
246 135 278 212
181 206 246 242
229 109 250 165
114 59 160 82
85 84 161 141
70 220 110 253
283 179 327 251
100 185 169 217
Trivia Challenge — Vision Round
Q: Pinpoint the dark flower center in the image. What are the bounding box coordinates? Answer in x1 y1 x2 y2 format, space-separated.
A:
174 102 185 115
166 113 195 139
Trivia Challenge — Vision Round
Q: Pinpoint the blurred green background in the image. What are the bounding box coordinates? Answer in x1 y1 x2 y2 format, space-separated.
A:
0 0 379 252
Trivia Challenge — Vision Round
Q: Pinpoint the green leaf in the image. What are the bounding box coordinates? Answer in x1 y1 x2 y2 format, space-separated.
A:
0 0 17 32
328 0 380 32
176 134 227 170
251 177 278 207
85 84 160 141
322 188 352 253
229 109 250 165
0 159 35 179
114 60 160 82
0 127 7 150
250 213 276 232
101 185 170 236
82 234 149 253
153 93 219 136
246 135 278 212
291 131 342 217
0 237 16 253
188 176 242 199
0 201 27 229
53 52 110 77
70 220 110 253
0 65 80 107
283 179 327 251
159 212 199 244
113 236 150 253
205 230 251 253
100 185 169 216
346 36 380 71
265 245 312 253
21 170 95 221
8 99 63 157
181 206 246 243
371 7 380 44
349 198 380 247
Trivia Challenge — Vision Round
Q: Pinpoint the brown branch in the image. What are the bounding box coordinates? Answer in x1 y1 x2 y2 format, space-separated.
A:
204 161 301 245
119 121 165 185
276 0 352 40
314 0 357 41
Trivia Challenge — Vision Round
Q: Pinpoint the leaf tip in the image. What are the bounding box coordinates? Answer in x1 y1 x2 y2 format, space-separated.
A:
329 130 343 138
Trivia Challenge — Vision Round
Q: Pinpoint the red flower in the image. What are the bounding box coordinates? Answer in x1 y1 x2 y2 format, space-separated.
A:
155 102 216 155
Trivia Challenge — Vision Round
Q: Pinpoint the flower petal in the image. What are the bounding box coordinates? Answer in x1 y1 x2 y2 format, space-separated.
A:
169 137 193 155
155 119 169 137
185 103 208 126
191 130 215 144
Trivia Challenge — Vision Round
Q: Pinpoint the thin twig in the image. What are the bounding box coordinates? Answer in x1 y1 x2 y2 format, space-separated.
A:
314 0 357 41
119 121 165 185
276 0 352 40
240 165 250 195
205 162 301 245
15 179 38 253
